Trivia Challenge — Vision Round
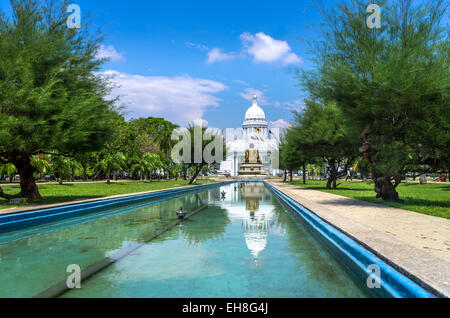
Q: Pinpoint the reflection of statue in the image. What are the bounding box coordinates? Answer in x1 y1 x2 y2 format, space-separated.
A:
240 183 265 213
246 199 259 214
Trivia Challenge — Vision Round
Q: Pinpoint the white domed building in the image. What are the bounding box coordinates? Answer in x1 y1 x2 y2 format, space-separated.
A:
219 95 280 177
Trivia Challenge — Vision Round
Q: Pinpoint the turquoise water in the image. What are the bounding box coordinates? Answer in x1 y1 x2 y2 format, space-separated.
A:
0 183 371 298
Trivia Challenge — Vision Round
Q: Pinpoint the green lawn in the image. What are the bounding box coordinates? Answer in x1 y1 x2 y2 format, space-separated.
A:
289 180 450 219
0 179 217 210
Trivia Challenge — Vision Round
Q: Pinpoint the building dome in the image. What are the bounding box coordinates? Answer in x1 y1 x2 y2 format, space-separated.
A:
243 95 268 128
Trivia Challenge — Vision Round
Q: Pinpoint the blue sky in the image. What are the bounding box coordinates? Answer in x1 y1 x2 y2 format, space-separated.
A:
1 0 329 128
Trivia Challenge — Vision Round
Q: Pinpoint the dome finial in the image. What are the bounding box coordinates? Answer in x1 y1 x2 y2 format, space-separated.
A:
252 94 258 106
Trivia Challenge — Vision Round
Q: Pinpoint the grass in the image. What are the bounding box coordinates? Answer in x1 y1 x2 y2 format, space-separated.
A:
0 179 217 210
289 179 450 219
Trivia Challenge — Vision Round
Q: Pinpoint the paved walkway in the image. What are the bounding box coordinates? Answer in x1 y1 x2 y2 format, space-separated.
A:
268 181 450 297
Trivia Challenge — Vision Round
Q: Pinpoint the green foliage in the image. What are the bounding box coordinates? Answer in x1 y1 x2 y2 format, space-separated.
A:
49 154 81 184
0 0 118 199
130 117 179 158
0 0 116 156
301 0 449 199
288 101 358 188
178 123 226 184
96 151 127 183
291 101 358 161
0 163 17 177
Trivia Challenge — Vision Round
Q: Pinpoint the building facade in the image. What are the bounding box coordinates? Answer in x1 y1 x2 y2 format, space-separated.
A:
219 95 280 177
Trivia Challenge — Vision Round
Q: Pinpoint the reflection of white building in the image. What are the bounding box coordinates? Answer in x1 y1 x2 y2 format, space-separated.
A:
219 95 280 176
243 216 269 259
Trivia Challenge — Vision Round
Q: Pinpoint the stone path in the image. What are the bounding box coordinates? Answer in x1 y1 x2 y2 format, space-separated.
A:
268 181 450 297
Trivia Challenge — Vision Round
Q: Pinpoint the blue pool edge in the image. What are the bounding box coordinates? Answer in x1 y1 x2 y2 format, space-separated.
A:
264 181 438 298
0 180 440 298
0 181 233 232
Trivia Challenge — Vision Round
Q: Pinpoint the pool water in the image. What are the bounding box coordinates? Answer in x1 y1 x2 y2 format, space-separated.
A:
0 183 372 298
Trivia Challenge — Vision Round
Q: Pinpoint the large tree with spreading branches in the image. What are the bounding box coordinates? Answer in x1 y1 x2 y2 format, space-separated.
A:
302 0 449 201
0 0 117 201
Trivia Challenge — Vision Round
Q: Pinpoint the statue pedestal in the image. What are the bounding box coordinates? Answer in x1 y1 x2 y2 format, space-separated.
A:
239 163 265 175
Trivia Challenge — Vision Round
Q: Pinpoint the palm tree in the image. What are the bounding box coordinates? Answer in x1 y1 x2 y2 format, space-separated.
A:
141 153 162 181
31 155 51 182
154 122 179 159
96 152 127 184
50 155 81 185
0 163 17 183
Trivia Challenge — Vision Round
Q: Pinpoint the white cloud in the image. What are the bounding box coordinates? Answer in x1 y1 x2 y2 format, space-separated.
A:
101 70 227 125
240 32 302 65
186 42 209 51
207 48 236 64
239 88 269 105
269 119 292 129
96 45 125 62
233 80 249 86
285 100 305 112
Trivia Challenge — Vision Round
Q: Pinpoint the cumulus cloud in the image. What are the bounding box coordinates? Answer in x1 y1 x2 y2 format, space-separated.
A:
269 119 292 129
96 45 125 62
240 32 302 65
101 70 227 125
207 48 237 64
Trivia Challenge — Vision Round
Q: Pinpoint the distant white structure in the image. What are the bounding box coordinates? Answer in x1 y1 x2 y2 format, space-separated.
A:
219 95 280 177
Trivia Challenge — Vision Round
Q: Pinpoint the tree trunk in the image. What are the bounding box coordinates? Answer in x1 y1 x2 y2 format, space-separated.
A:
289 170 293 182
189 165 203 185
326 177 332 189
83 164 87 182
374 175 401 202
302 164 306 185
283 170 287 182
0 154 43 201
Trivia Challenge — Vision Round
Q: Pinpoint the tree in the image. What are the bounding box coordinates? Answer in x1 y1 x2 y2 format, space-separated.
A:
173 123 226 185
290 101 358 189
0 162 17 182
31 154 51 181
50 154 80 184
96 151 126 184
279 128 310 183
141 153 162 181
302 0 449 200
0 0 117 201
74 152 97 181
